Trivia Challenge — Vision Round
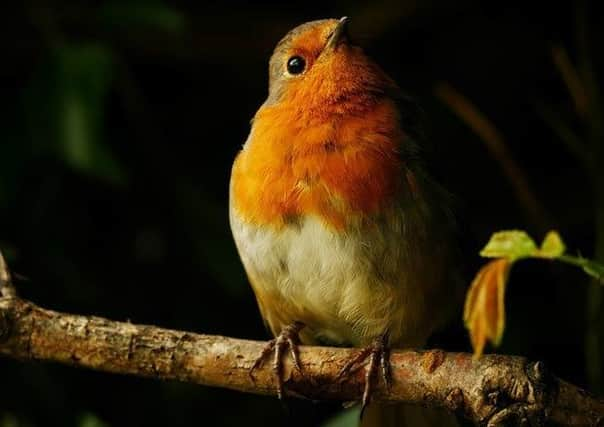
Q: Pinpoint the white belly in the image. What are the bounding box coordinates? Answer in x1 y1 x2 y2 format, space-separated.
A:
230 204 437 347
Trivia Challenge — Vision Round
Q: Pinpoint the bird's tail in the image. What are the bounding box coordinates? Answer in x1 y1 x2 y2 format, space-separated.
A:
360 402 459 427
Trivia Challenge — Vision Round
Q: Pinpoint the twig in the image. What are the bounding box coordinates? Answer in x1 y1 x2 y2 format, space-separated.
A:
574 0 604 396
0 296 601 426
533 101 592 173
434 82 552 232
551 45 588 119
0 251 16 298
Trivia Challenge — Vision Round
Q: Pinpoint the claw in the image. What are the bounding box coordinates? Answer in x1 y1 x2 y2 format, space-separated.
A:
336 333 392 416
249 321 305 399
380 345 392 391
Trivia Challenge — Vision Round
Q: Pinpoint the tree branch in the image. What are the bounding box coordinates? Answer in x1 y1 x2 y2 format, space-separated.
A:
0 296 602 426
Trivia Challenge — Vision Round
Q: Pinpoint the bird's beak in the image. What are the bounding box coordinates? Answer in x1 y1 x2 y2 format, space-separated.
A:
324 17 349 52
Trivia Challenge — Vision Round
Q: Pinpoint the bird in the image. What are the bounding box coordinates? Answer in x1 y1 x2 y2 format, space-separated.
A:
229 17 460 426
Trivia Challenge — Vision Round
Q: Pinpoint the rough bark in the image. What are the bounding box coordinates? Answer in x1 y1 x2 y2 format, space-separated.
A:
0 296 602 426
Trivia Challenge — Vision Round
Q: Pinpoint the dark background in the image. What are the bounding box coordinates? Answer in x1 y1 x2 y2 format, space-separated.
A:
2 1 603 426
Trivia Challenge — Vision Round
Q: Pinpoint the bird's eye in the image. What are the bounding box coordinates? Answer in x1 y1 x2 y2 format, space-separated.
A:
286 56 306 75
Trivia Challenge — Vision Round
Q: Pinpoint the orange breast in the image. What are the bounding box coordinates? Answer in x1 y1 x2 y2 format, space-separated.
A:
231 98 405 229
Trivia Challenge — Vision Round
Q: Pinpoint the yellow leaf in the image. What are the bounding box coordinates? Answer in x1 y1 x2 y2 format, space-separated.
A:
463 258 512 357
537 230 566 258
479 230 537 260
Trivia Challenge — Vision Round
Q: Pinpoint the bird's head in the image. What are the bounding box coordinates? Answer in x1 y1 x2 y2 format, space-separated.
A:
265 18 398 114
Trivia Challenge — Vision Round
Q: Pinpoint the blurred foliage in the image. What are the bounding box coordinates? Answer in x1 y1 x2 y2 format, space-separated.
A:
321 408 361 427
1 0 603 426
464 257 510 357
78 414 109 427
1 414 21 427
25 44 124 183
99 2 186 34
465 230 604 357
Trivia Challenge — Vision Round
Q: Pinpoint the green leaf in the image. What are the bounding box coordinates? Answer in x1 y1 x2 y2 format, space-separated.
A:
557 254 604 285
78 413 109 427
480 230 538 260
321 407 361 427
537 230 566 258
24 44 125 184
57 45 124 183
581 260 604 283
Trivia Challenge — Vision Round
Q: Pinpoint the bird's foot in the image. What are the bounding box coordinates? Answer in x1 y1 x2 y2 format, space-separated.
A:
249 321 305 399
337 333 392 416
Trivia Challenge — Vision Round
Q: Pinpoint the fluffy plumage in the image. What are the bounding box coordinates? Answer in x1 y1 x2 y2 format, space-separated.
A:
229 17 458 426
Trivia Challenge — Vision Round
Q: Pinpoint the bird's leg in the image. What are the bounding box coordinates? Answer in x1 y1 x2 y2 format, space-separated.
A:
249 321 305 399
337 332 392 416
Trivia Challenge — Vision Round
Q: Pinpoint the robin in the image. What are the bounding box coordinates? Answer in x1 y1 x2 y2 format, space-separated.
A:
230 17 459 426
